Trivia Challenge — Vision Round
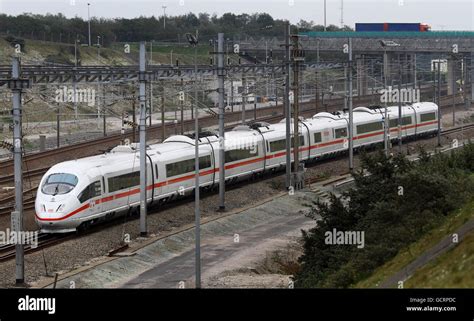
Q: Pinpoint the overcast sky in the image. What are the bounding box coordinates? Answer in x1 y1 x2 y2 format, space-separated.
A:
1 0 472 31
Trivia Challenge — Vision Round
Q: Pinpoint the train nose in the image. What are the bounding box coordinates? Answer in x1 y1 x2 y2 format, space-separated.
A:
35 201 76 233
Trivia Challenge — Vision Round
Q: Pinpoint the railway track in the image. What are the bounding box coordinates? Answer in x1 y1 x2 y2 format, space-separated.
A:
439 123 474 136
0 167 48 186
0 232 70 263
0 199 35 217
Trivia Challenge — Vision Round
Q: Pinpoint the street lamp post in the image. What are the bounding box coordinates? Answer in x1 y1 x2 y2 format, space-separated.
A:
87 3 91 46
162 6 167 29
324 0 327 31
186 31 201 289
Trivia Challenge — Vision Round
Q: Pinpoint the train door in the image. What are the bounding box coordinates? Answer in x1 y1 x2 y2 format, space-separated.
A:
152 162 161 202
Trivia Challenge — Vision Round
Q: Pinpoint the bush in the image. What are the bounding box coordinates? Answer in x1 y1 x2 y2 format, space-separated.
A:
293 144 474 288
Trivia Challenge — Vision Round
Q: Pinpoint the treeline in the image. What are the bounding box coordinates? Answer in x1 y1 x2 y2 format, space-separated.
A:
0 12 352 46
294 144 474 288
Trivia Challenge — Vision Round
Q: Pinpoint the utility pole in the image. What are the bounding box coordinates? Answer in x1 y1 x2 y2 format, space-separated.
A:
73 36 79 120
148 82 152 127
315 70 319 111
161 83 165 141
180 78 184 134
437 60 442 147
452 57 456 127
217 33 226 211
383 50 389 156
344 66 347 111
398 57 402 152
348 38 354 170
185 31 201 288
241 75 246 123
10 57 30 285
230 78 234 112
150 42 154 126
56 107 60 148
194 40 201 288
132 98 137 143
291 33 305 188
283 21 292 189
138 42 147 237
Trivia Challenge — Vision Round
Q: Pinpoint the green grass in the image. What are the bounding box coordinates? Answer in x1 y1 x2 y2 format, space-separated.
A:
404 232 474 287
354 197 474 288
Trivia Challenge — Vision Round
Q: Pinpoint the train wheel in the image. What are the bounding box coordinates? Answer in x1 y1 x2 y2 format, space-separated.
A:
77 220 91 233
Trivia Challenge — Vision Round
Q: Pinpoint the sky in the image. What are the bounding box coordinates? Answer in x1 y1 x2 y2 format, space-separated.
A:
0 0 473 31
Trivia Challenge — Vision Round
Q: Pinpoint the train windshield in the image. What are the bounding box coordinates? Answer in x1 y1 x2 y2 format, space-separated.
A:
41 173 79 196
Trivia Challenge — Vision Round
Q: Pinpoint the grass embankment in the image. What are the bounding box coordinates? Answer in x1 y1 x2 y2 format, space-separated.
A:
354 196 474 288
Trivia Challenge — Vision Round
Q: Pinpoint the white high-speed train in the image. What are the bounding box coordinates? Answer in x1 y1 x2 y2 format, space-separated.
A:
35 102 439 233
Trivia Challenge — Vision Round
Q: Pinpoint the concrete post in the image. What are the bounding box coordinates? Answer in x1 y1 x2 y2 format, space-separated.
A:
39 135 46 152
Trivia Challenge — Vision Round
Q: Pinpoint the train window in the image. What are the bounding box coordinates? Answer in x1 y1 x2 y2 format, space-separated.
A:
270 139 285 152
166 156 212 177
420 112 436 122
291 135 305 147
356 122 383 134
41 173 78 195
199 155 212 169
335 128 348 138
78 181 101 204
314 132 322 143
225 147 258 163
108 171 140 193
389 116 412 128
155 164 159 179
